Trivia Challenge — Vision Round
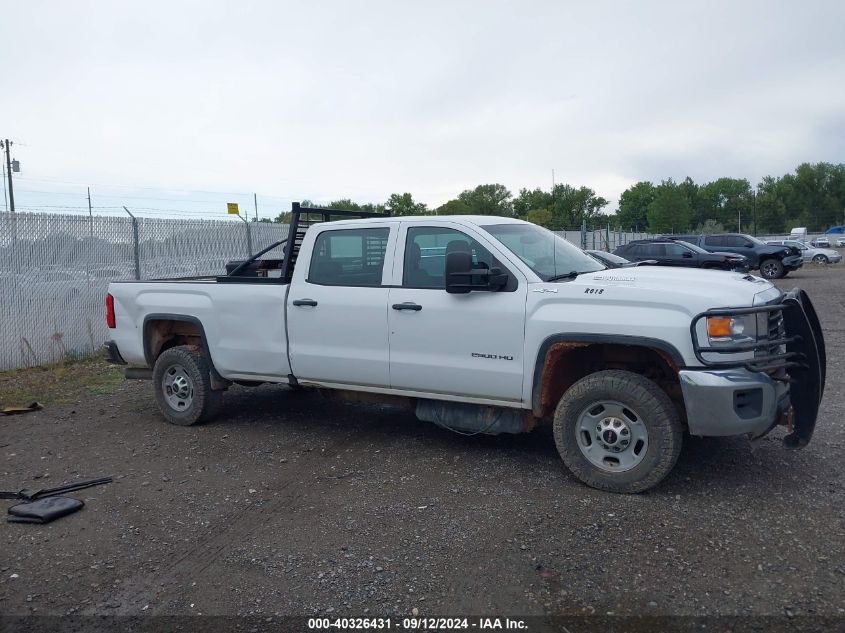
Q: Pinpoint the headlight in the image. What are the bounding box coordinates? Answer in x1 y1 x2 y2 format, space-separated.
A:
706 314 757 344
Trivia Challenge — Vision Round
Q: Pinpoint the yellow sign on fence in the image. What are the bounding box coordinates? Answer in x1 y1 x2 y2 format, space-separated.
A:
227 202 240 215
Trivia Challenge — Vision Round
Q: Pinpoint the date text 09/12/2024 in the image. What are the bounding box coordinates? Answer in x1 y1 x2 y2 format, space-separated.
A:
307 617 528 630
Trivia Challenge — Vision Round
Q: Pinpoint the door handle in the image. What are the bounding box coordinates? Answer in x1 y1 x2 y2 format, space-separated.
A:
392 302 422 311
292 298 318 307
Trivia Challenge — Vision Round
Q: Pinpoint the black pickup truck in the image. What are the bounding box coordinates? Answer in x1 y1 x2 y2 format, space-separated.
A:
668 233 803 279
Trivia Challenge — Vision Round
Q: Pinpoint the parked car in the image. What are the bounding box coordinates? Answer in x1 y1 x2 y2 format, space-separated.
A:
670 233 802 279
614 239 750 271
585 250 635 268
824 226 844 247
810 237 831 248
105 204 825 493
766 240 842 265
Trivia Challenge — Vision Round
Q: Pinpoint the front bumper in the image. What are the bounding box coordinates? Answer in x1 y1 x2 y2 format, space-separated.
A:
679 368 789 437
783 255 803 270
686 289 825 446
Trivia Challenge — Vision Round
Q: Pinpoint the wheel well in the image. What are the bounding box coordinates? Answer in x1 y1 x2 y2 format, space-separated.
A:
534 343 684 422
145 319 204 364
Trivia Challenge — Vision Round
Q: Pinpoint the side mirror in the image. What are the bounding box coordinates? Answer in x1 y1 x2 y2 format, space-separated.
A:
445 251 508 294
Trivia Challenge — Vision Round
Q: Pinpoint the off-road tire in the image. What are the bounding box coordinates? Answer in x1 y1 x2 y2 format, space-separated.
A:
553 370 683 493
152 345 222 426
759 258 785 279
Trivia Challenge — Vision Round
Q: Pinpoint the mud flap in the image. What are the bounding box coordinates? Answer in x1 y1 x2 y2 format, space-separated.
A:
782 290 825 448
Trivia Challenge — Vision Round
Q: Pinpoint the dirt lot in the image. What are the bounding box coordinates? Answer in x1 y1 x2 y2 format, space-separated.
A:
1 266 843 623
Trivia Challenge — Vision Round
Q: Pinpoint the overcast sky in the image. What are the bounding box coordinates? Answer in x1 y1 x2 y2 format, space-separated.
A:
1 0 844 218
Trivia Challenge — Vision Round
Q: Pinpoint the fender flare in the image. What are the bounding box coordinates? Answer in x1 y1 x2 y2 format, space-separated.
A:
530 333 685 416
142 313 216 371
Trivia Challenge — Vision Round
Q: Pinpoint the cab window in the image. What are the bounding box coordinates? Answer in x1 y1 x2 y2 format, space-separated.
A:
403 227 495 289
308 228 389 286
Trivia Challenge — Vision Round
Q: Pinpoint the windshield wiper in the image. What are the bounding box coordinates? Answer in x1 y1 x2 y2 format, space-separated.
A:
546 271 580 282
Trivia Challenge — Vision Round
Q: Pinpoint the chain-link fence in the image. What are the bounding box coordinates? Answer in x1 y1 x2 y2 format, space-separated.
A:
0 212 677 371
554 228 653 251
0 213 288 371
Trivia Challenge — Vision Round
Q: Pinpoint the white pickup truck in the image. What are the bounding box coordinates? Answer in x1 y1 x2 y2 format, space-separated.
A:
105 204 826 493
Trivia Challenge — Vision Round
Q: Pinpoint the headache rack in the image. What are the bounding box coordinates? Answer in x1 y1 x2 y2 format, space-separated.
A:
220 202 389 283
280 202 389 281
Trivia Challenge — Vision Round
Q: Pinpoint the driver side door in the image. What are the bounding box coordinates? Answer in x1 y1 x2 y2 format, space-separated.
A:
387 223 527 403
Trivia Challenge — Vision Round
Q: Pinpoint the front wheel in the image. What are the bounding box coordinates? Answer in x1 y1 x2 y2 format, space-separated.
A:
553 370 683 493
759 258 785 279
152 346 222 426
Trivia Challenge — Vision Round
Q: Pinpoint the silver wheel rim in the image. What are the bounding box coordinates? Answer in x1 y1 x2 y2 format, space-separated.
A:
761 261 779 277
576 400 649 473
162 364 194 412
813 255 826 264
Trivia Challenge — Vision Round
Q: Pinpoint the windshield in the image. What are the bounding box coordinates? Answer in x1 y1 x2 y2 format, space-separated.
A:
676 240 708 254
592 251 628 264
482 223 605 280
745 234 766 246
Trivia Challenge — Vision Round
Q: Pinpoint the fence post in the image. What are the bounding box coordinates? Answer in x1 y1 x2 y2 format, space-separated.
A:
123 206 141 280
581 218 587 249
239 214 253 256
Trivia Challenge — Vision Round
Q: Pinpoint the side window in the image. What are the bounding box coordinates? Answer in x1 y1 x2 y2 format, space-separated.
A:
664 243 687 256
724 236 746 248
641 244 665 257
308 228 390 286
704 235 725 247
403 227 494 289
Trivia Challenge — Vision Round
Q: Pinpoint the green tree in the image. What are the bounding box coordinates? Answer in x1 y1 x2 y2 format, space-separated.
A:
513 188 553 219
617 181 655 231
526 207 553 227
435 199 472 215
698 178 752 231
549 184 608 229
385 192 429 216
754 176 787 234
457 184 513 216
646 179 692 233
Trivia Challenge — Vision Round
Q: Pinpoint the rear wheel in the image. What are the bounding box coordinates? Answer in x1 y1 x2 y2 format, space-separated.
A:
812 254 829 265
152 346 222 426
553 370 683 493
759 258 785 279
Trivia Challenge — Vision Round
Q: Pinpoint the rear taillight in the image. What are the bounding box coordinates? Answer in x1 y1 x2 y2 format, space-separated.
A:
106 293 116 329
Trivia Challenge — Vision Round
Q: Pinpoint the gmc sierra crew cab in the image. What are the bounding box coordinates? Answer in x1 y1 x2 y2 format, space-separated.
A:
105 204 826 493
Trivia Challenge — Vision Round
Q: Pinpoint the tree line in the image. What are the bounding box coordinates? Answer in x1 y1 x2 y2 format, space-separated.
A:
257 162 845 234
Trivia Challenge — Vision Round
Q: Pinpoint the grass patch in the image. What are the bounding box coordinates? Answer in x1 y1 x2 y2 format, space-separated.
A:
0 353 124 408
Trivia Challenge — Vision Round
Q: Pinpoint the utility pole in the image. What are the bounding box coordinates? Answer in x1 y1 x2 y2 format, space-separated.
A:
254 193 258 221
2 139 15 215
87 187 93 219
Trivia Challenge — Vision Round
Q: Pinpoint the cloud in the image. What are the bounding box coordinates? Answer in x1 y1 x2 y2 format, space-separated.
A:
1 0 843 215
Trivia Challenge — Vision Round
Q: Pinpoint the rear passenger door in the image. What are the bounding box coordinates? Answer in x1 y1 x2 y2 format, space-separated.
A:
287 225 396 387
640 243 669 265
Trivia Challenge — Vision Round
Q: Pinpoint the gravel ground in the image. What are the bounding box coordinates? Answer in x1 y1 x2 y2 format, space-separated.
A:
1 265 843 622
